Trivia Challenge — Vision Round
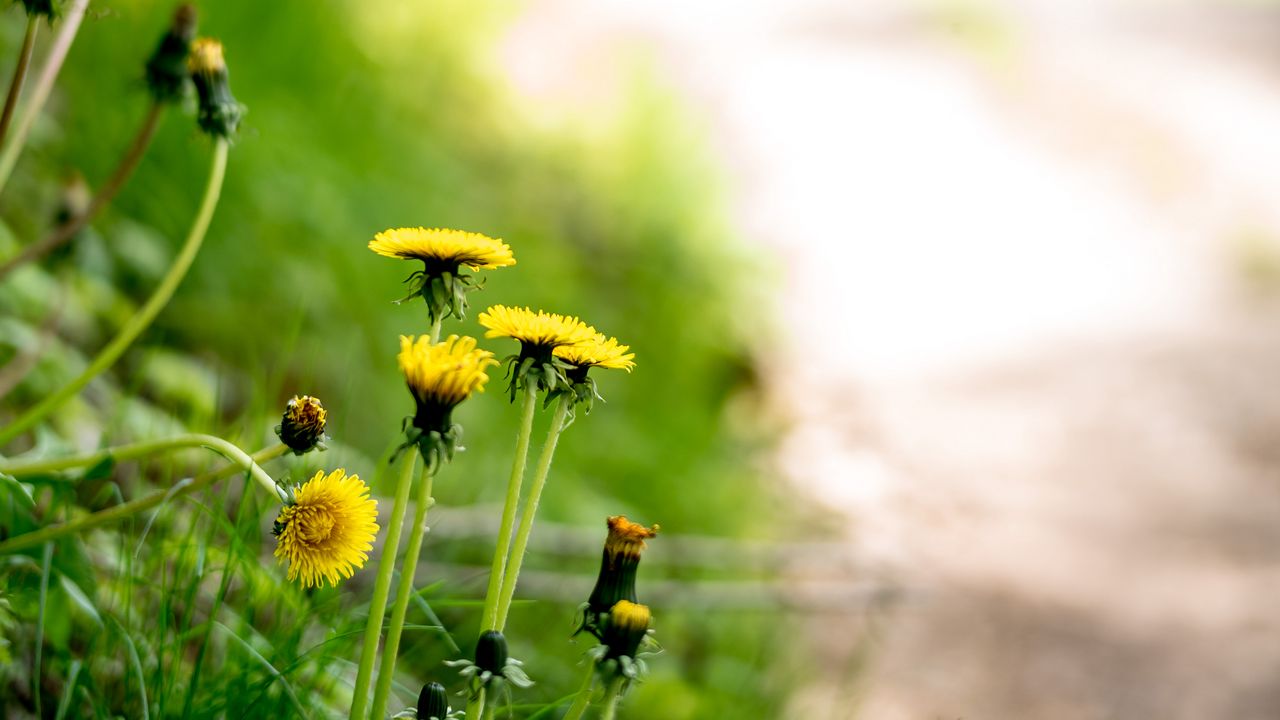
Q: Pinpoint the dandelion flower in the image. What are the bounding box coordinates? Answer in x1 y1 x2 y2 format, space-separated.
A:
397 334 497 463
370 228 514 323
273 469 378 589
478 305 596 398
554 333 635 373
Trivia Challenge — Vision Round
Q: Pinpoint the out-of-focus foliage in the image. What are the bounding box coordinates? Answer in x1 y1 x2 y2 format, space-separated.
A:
0 1 807 717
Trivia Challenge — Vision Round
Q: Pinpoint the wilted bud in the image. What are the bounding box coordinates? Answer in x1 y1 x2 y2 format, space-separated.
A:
474 630 508 677
601 600 651 660
417 681 449 720
188 37 243 138
145 4 197 103
585 516 659 623
275 395 328 454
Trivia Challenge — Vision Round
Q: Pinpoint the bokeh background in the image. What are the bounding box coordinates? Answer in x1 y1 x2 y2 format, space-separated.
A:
3 0 1280 718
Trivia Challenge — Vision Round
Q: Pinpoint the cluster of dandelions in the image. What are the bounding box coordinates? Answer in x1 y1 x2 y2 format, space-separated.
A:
341 226 649 720
0 3 660 716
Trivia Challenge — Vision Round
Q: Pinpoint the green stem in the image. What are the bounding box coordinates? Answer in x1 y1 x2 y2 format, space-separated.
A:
561 664 596 720
0 441 285 556
494 393 571 630
429 316 442 344
0 0 90 195
369 456 434 720
0 138 229 447
478 388 538 633
480 698 496 720
464 689 485 720
349 450 418 720
0 101 166 280
600 677 625 720
0 16 38 148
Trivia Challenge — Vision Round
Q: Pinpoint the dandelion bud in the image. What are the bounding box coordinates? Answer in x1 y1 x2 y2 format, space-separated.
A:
275 395 328 455
474 630 508 677
602 601 651 660
188 37 243 138
145 4 197 103
18 0 55 19
417 681 449 720
583 516 658 635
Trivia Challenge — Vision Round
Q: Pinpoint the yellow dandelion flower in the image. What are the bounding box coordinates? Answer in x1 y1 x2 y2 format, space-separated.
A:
399 334 497 414
273 469 379 589
554 333 636 372
370 227 515 270
478 305 596 351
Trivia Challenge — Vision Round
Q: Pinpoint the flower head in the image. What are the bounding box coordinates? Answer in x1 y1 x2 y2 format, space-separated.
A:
188 38 242 138
275 395 328 454
586 600 658 686
553 332 634 411
145 4 197 103
273 469 378 589
370 228 514 324
397 334 496 465
478 305 596 399
580 516 659 637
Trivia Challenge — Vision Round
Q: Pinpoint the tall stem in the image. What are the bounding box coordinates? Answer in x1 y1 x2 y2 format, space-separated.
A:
0 441 286 556
0 0 90 195
0 139 229 447
599 677 625 720
350 450 418 720
561 664 597 720
0 17 38 148
0 102 165 280
369 457 434 720
494 393 571 630
478 388 539 633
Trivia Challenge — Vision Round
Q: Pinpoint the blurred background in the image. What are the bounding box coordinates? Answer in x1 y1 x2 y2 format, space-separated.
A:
3 0 1280 718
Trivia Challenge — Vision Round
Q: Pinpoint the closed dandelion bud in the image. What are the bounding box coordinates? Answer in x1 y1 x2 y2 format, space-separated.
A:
474 630 508 676
584 516 659 630
602 601 651 660
145 4 196 103
275 395 328 455
17 0 55 19
188 38 243 138
417 681 449 720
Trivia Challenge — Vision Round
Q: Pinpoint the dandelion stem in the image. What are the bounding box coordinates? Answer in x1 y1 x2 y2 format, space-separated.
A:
0 17 38 148
599 676 625 720
0 440 286 556
0 138 229 447
464 689 486 720
562 664 597 720
350 449 418 720
479 387 538 632
429 315 442 344
0 101 165 280
494 392 571 630
369 456 434 720
0 0 90 196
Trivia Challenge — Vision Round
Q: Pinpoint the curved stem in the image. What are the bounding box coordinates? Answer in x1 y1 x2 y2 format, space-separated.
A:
0 17 38 148
0 139 228 447
369 457 434 720
478 388 538 632
0 102 165 280
0 441 286 556
562 664 596 720
599 677 625 720
494 393 571 630
0 0 90 195
350 449 418 720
